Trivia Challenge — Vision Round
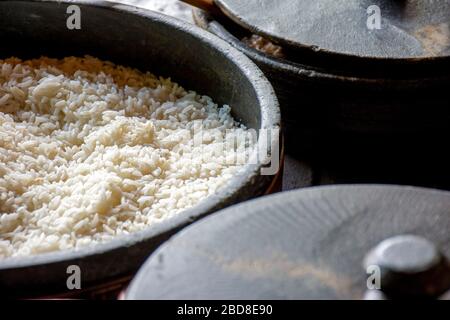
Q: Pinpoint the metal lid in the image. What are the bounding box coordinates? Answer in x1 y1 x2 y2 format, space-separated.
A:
126 185 450 300
214 0 450 60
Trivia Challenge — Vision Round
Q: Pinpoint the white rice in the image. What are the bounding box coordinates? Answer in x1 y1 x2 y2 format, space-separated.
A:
0 56 253 258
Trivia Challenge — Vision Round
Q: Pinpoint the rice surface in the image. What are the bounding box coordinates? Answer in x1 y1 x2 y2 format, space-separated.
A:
0 56 253 258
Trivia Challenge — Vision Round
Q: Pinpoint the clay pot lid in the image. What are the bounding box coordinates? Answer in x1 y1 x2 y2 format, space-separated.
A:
213 0 450 62
125 185 450 299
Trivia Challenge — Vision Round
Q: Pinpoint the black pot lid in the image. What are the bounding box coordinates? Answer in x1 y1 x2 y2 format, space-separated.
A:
126 185 450 300
214 0 450 60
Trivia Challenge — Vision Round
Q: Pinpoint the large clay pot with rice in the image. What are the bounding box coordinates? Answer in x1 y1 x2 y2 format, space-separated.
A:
0 0 281 298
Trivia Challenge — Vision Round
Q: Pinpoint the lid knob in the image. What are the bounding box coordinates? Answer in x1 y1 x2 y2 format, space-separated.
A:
363 235 450 299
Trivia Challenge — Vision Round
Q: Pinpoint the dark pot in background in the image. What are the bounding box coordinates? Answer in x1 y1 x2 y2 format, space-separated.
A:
193 10 450 189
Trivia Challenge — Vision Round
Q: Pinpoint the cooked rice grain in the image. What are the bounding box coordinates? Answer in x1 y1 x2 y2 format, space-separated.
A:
0 56 252 258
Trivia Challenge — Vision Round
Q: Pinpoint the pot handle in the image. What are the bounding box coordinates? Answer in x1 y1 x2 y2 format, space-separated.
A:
363 235 450 299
